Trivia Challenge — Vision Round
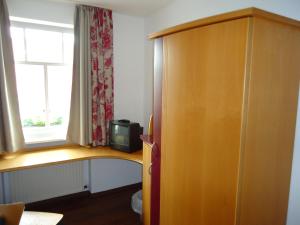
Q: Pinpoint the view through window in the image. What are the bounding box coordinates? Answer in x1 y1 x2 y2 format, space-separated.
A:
10 21 74 143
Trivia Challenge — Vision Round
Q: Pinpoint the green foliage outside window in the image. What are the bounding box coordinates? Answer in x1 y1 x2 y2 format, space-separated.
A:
50 117 63 126
23 117 63 127
23 118 45 127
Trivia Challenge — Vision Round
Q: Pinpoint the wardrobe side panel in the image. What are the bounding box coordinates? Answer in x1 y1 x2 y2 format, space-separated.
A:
239 17 300 225
143 143 152 225
160 18 250 225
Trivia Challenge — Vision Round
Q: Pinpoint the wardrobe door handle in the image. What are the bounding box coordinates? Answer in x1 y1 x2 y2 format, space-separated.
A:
148 163 152 175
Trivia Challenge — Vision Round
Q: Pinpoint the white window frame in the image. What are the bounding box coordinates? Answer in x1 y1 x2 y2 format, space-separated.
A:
10 18 74 148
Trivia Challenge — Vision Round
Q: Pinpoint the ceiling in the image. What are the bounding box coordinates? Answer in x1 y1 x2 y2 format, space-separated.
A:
57 0 174 16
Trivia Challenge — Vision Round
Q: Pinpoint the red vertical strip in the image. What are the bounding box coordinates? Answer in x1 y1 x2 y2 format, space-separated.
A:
151 38 163 225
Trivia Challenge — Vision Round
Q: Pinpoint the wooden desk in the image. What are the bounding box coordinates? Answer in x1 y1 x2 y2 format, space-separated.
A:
0 145 143 173
0 145 144 225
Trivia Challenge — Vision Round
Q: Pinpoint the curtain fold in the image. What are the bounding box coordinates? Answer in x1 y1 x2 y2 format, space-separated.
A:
0 0 25 153
67 5 113 146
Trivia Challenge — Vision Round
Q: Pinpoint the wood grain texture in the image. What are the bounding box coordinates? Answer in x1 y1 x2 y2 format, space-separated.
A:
0 202 24 225
142 143 152 225
237 17 300 225
234 17 254 225
0 146 143 172
160 18 250 225
149 7 300 39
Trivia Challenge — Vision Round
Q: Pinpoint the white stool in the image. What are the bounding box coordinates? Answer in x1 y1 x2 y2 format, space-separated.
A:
20 211 63 225
0 203 63 225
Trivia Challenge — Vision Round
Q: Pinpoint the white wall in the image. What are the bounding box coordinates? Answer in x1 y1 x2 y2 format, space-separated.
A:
145 0 300 33
143 39 153 128
3 0 144 201
7 0 74 24
144 1 300 225
113 12 145 126
90 159 141 193
287 91 300 225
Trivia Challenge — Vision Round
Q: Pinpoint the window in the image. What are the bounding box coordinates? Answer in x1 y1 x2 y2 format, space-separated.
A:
10 20 74 144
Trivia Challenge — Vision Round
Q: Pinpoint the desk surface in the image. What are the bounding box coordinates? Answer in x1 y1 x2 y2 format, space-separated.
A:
0 145 143 172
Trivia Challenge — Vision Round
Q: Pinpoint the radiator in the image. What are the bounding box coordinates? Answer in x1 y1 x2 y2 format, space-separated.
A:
7 161 85 203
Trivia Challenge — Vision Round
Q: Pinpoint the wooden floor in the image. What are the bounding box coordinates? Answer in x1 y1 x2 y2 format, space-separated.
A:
26 184 142 225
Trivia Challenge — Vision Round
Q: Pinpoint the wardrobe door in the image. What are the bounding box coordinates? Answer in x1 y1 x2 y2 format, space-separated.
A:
238 17 300 225
160 18 250 225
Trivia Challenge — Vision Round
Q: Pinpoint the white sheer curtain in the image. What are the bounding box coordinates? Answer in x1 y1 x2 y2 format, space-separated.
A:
67 5 92 146
0 0 25 152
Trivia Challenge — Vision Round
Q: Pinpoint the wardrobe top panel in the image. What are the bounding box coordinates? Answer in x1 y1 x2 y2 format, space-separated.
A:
148 7 300 39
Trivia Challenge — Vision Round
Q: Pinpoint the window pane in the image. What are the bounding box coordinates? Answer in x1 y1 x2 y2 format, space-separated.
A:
15 64 46 127
10 27 25 61
47 65 72 129
25 28 63 63
22 126 67 143
63 33 74 64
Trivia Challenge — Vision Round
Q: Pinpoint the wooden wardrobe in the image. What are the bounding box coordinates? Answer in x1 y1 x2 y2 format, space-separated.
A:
146 7 300 225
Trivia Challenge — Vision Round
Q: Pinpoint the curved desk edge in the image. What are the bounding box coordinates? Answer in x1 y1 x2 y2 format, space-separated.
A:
0 145 143 173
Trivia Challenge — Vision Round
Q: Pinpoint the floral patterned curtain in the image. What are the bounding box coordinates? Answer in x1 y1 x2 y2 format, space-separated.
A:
67 5 113 146
90 8 114 146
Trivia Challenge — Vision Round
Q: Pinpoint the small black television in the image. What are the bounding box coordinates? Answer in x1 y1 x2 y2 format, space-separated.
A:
109 119 143 152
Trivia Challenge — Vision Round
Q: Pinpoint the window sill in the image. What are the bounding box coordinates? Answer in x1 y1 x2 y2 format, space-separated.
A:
0 145 143 172
25 140 66 149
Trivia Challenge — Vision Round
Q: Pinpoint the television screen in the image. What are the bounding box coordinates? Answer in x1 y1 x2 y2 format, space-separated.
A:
111 125 129 146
